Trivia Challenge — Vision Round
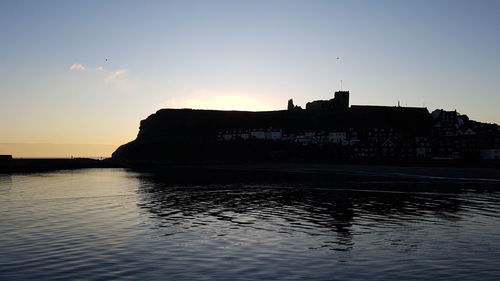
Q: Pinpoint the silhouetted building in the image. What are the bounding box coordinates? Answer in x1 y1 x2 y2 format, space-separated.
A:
480 149 500 160
333 91 349 110
306 91 350 111
287 98 302 110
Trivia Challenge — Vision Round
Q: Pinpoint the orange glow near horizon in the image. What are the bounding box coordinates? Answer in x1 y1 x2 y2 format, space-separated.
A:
0 92 284 158
0 143 118 158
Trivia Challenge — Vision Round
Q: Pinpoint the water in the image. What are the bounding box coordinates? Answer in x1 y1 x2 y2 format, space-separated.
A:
1 168 500 280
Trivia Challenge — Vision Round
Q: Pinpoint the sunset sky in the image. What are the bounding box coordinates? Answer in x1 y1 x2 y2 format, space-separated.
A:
1 0 500 157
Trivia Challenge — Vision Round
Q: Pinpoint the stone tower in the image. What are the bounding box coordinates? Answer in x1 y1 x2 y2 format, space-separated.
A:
333 91 349 110
287 99 295 110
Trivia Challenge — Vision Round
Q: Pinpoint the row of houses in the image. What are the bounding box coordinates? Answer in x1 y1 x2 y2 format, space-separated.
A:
215 110 500 161
217 129 354 145
431 109 500 160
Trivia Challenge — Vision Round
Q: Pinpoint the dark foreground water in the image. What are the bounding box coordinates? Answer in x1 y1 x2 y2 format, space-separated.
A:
1 169 500 280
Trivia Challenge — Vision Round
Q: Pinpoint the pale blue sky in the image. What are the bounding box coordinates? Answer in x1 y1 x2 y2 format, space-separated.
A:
1 0 500 155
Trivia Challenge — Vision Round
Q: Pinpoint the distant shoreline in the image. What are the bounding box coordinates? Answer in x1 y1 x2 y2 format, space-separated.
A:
2 158 500 183
0 158 119 173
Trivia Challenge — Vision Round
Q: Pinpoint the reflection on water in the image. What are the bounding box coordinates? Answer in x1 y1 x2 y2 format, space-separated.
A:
0 174 12 194
1 169 500 280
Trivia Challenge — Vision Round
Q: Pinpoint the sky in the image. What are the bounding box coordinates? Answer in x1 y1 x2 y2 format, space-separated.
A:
1 0 500 157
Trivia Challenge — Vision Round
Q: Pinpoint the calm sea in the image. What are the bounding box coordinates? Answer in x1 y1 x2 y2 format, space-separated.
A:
1 168 500 280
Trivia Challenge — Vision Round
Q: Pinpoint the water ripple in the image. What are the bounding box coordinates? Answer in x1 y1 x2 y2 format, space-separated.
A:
1 169 500 280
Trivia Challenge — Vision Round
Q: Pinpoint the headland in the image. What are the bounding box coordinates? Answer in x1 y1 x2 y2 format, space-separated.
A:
112 91 500 164
3 91 500 182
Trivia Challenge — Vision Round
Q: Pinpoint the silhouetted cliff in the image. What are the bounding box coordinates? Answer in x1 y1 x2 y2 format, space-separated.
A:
112 106 432 162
